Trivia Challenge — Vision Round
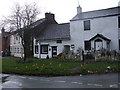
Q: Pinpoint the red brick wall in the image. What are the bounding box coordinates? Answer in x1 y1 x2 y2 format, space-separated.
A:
0 31 10 52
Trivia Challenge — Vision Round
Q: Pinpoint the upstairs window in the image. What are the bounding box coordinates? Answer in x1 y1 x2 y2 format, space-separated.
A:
119 39 120 50
56 40 62 43
84 20 91 30
118 17 120 28
40 45 48 54
84 41 91 50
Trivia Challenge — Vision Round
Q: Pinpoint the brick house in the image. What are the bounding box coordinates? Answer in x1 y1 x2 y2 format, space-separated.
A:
0 28 10 54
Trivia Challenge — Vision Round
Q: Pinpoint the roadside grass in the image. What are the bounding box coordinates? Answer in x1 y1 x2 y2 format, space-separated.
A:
2 57 120 76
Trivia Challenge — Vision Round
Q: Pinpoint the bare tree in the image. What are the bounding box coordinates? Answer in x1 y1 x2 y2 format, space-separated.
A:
4 2 40 61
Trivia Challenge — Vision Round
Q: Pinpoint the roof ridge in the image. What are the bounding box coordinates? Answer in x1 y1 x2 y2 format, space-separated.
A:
58 23 70 25
82 6 119 14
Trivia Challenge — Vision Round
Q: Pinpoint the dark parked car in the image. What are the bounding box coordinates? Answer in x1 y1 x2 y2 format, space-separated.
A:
1 51 11 57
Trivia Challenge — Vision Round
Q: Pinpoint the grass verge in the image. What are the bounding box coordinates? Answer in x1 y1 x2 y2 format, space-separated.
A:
2 57 120 76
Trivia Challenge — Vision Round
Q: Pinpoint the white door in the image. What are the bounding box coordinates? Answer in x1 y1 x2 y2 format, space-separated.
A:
95 41 102 50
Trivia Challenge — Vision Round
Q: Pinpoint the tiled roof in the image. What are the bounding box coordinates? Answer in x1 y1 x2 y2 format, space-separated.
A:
36 23 70 40
71 6 120 21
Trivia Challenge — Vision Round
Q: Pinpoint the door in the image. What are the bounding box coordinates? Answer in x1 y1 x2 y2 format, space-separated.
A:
52 46 57 57
95 39 103 50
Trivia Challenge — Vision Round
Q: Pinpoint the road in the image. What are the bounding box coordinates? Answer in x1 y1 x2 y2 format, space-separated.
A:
1 73 119 88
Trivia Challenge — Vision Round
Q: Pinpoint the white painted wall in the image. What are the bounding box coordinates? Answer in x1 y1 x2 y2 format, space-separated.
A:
70 16 119 52
33 38 71 58
10 35 24 57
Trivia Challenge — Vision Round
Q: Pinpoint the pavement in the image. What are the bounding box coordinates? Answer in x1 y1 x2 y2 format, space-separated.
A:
1 73 119 88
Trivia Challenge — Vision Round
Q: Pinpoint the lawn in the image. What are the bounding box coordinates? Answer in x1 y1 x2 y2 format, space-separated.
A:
1 57 120 76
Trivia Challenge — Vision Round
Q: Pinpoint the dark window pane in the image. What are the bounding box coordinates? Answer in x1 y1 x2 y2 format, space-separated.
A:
84 20 90 30
41 45 48 54
56 40 62 43
119 39 120 50
84 41 91 50
118 17 120 28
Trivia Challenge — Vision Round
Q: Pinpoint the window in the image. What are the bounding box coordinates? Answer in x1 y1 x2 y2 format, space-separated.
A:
119 39 120 50
41 45 48 54
107 42 110 50
15 48 16 53
84 20 90 30
21 48 23 53
118 17 120 28
14 36 16 44
18 37 20 43
56 40 62 43
16 36 18 40
84 41 91 50
35 45 38 54
17 48 19 53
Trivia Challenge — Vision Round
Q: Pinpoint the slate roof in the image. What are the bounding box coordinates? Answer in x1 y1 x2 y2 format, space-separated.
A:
30 18 45 28
71 6 120 21
36 23 70 40
89 34 111 41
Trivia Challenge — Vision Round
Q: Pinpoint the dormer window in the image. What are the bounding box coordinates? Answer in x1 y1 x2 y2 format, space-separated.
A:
84 20 91 30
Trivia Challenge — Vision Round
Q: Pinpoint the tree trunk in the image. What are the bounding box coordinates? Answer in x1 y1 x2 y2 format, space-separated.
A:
23 29 31 62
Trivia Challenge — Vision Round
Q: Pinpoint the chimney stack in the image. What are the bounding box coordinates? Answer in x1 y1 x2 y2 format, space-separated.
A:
45 12 55 21
77 5 82 14
118 1 120 6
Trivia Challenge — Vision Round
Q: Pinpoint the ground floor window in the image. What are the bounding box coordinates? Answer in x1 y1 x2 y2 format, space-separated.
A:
84 41 91 50
17 48 19 53
40 45 48 54
35 45 38 54
63 45 70 54
107 41 110 50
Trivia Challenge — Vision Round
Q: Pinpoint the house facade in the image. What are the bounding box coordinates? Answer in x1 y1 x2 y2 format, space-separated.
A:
34 23 71 58
70 6 120 54
10 33 24 57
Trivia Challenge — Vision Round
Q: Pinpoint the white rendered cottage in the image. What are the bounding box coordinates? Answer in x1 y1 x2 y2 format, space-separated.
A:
34 23 71 58
70 5 120 54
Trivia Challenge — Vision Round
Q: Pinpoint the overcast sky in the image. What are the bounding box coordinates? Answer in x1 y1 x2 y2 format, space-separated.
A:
0 0 120 24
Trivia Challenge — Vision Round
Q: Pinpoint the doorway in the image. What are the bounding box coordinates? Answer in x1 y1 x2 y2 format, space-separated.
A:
95 39 103 50
52 46 57 57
